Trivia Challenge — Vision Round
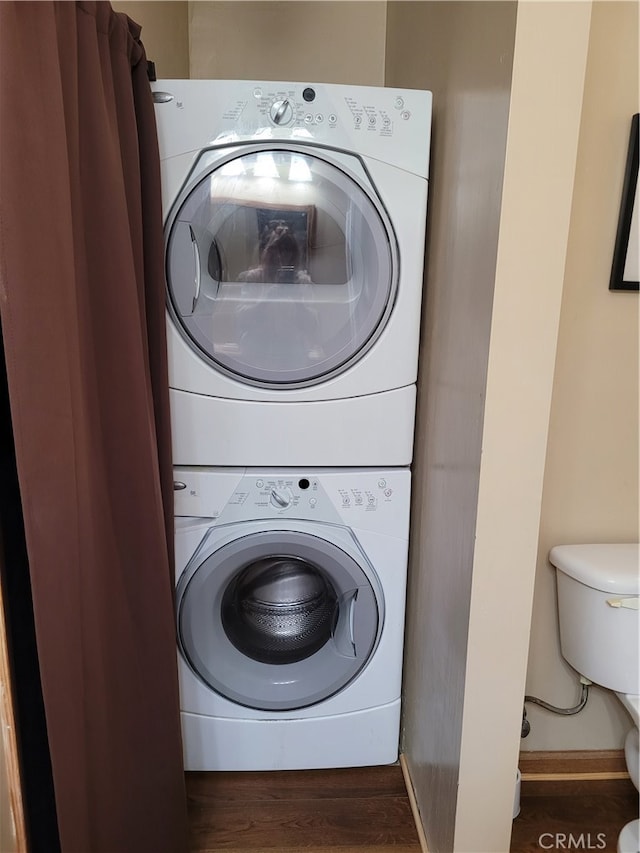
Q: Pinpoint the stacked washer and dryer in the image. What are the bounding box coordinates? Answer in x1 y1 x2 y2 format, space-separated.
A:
152 80 432 770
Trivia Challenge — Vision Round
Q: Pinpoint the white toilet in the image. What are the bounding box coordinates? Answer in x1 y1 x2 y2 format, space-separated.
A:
550 543 640 853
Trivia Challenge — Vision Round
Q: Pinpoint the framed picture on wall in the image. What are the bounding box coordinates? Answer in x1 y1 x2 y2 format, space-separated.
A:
610 113 639 292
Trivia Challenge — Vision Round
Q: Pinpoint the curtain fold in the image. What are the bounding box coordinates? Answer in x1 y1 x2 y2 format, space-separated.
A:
0 3 187 851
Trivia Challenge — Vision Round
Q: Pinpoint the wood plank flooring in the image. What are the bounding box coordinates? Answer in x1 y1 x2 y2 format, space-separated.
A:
186 754 639 853
511 751 638 853
511 783 638 852
186 764 422 852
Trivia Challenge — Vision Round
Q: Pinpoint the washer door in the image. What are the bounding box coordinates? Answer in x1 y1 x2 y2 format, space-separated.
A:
176 527 381 711
165 144 398 389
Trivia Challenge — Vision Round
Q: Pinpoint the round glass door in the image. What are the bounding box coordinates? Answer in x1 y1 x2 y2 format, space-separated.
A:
165 146 397 388
176 529 380 711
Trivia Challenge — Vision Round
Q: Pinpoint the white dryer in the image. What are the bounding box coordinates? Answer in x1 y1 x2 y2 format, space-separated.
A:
173 466 410 770
153 80 432 466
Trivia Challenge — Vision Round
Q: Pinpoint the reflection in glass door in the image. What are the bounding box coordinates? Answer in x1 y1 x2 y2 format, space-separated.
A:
166 147 398 387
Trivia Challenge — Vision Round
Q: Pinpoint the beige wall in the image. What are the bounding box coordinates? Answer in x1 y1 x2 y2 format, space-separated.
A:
111 2 189 78
110 1 385 85
456 3 592 850
188 2 386 85
388 2 595 850
385 3 517 851
524 0 640 752
114 0 386 86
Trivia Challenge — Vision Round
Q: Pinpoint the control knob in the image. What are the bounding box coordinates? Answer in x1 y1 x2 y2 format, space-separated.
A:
269 99 294 126
270 487 292 509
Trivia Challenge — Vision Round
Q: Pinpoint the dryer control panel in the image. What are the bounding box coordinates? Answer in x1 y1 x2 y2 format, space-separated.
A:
173 467 411 538
250 84 407 138
152 79 432 179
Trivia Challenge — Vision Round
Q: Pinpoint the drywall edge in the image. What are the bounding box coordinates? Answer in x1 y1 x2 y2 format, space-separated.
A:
454 2 593 851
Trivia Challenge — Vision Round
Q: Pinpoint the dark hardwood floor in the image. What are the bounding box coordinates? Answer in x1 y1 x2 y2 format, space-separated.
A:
512 781 638 852
186 764 422 852
186 754 639 853
511 751 638 853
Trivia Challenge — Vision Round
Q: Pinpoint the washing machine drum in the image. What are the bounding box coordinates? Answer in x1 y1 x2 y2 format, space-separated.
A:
165 146 398 388
177 528 381 711
222 557 337 664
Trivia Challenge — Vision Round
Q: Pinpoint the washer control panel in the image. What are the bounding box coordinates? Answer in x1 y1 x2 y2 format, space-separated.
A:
173 467 411 537
233 473 397 515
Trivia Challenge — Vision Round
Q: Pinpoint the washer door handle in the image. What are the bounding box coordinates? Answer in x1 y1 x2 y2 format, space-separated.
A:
332 590 358 658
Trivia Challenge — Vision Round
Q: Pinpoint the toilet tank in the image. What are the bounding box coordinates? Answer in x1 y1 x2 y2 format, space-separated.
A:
549 544 639 694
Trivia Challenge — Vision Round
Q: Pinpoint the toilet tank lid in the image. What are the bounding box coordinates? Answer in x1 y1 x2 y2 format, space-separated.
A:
549 544 640 594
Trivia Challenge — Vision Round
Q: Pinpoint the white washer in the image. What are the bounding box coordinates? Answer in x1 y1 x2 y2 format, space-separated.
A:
173 466 410 770
153 80 432 466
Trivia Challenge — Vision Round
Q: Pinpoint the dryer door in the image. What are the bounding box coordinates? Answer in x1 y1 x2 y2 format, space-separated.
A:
176 526 381 711
165 145 398 389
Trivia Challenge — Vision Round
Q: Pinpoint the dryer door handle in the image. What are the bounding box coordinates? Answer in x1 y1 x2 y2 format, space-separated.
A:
189 225 201 313
332 590 358 658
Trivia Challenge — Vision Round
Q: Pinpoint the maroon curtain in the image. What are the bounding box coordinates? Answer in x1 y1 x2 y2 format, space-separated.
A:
0 3 187 851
